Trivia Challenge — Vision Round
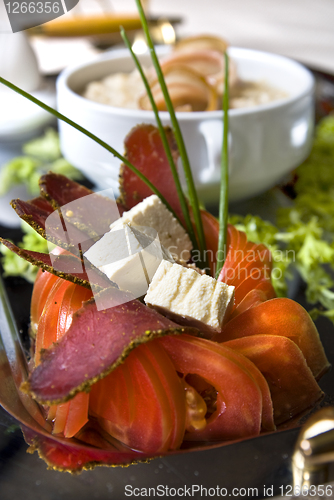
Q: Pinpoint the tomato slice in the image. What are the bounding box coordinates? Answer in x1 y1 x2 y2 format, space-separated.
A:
89 341 186 453
213 298 330 380
200 210 219 276
223 243 271 289
223 335 323 424
34 277 93 438
30 270 59 336
200 212 275 308
52 393 90 438
159 334 268 441
34 279 93 365
30 247 71 335
229 283 276 320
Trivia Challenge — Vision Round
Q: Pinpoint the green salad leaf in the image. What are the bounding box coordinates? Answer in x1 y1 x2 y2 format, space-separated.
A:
0 221 51 282
0 128 83 196
232 113 334 323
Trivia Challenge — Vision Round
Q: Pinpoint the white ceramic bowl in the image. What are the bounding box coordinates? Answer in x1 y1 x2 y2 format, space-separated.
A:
56 47 315 203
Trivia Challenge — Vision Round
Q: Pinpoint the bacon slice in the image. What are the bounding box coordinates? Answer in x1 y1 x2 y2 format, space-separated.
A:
0 238 111 290
21 287 199 405
119 124 184 222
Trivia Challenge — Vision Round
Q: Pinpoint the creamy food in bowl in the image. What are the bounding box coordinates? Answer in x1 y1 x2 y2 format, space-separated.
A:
56 45 315 203
83 68 288 111
82 35 288 113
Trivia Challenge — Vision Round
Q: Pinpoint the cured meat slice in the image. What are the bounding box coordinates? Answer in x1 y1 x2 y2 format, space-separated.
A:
119 124 184 222
22 425 147 472
0 238 111 290
22 287 199 405
39 173 94 206
10 198 90 254
39 173 124 238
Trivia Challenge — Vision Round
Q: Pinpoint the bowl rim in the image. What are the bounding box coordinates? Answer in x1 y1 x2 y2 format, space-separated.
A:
57 46 315 120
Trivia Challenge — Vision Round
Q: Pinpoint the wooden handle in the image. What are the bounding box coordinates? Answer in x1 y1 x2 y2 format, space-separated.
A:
28 14 143 37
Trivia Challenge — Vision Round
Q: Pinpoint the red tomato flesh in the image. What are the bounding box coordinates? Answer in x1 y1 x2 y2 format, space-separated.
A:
223 335 323 424
33 276 93 438
213 298 330 380
159 334 268 441
89 341 186 453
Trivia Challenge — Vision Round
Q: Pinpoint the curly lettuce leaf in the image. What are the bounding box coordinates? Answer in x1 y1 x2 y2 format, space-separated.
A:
0 157 40 196
0 222 51 282
22 128 61 161
0 129 83 196
232 114 334 323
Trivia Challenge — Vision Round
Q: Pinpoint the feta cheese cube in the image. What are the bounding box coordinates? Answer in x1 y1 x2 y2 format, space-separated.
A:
110 195 192 261
84 224 174 297
144 261 235 334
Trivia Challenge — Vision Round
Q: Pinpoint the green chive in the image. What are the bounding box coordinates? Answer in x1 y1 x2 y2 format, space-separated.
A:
0 76 180 224
216 53 229 279
134 0 209 269
120 27 198 251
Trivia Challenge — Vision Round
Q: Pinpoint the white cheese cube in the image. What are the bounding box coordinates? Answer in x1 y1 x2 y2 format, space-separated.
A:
144 261 235 335
84 224 174 297
110 195 192 261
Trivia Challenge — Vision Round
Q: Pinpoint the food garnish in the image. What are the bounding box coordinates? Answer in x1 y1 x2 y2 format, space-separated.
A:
0 128 82 196
216 52 229 278
230 113 334 323
120 30 198 251
0 0 331 472
134 0 207 267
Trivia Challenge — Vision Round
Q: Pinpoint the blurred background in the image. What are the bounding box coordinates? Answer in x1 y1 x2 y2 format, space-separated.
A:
1 0 332 74
29 0 334 75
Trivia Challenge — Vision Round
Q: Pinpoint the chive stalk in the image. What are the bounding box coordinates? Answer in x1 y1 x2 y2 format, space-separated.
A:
120 28 198 251
0 76 180 224
134 0 208 269
215 53 229 279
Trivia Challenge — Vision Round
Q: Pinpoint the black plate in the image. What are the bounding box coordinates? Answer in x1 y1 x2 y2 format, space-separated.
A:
0 67 333 500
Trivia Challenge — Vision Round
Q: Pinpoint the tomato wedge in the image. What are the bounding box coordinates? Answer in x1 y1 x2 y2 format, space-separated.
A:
159 334 272 441
200 212 275 308
229 283 276 320
223 335 323 424
34 278 93 365
34 277 93 437
30 247 71 335
213 298 330 380
89 340 186 453
30 269 59 336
